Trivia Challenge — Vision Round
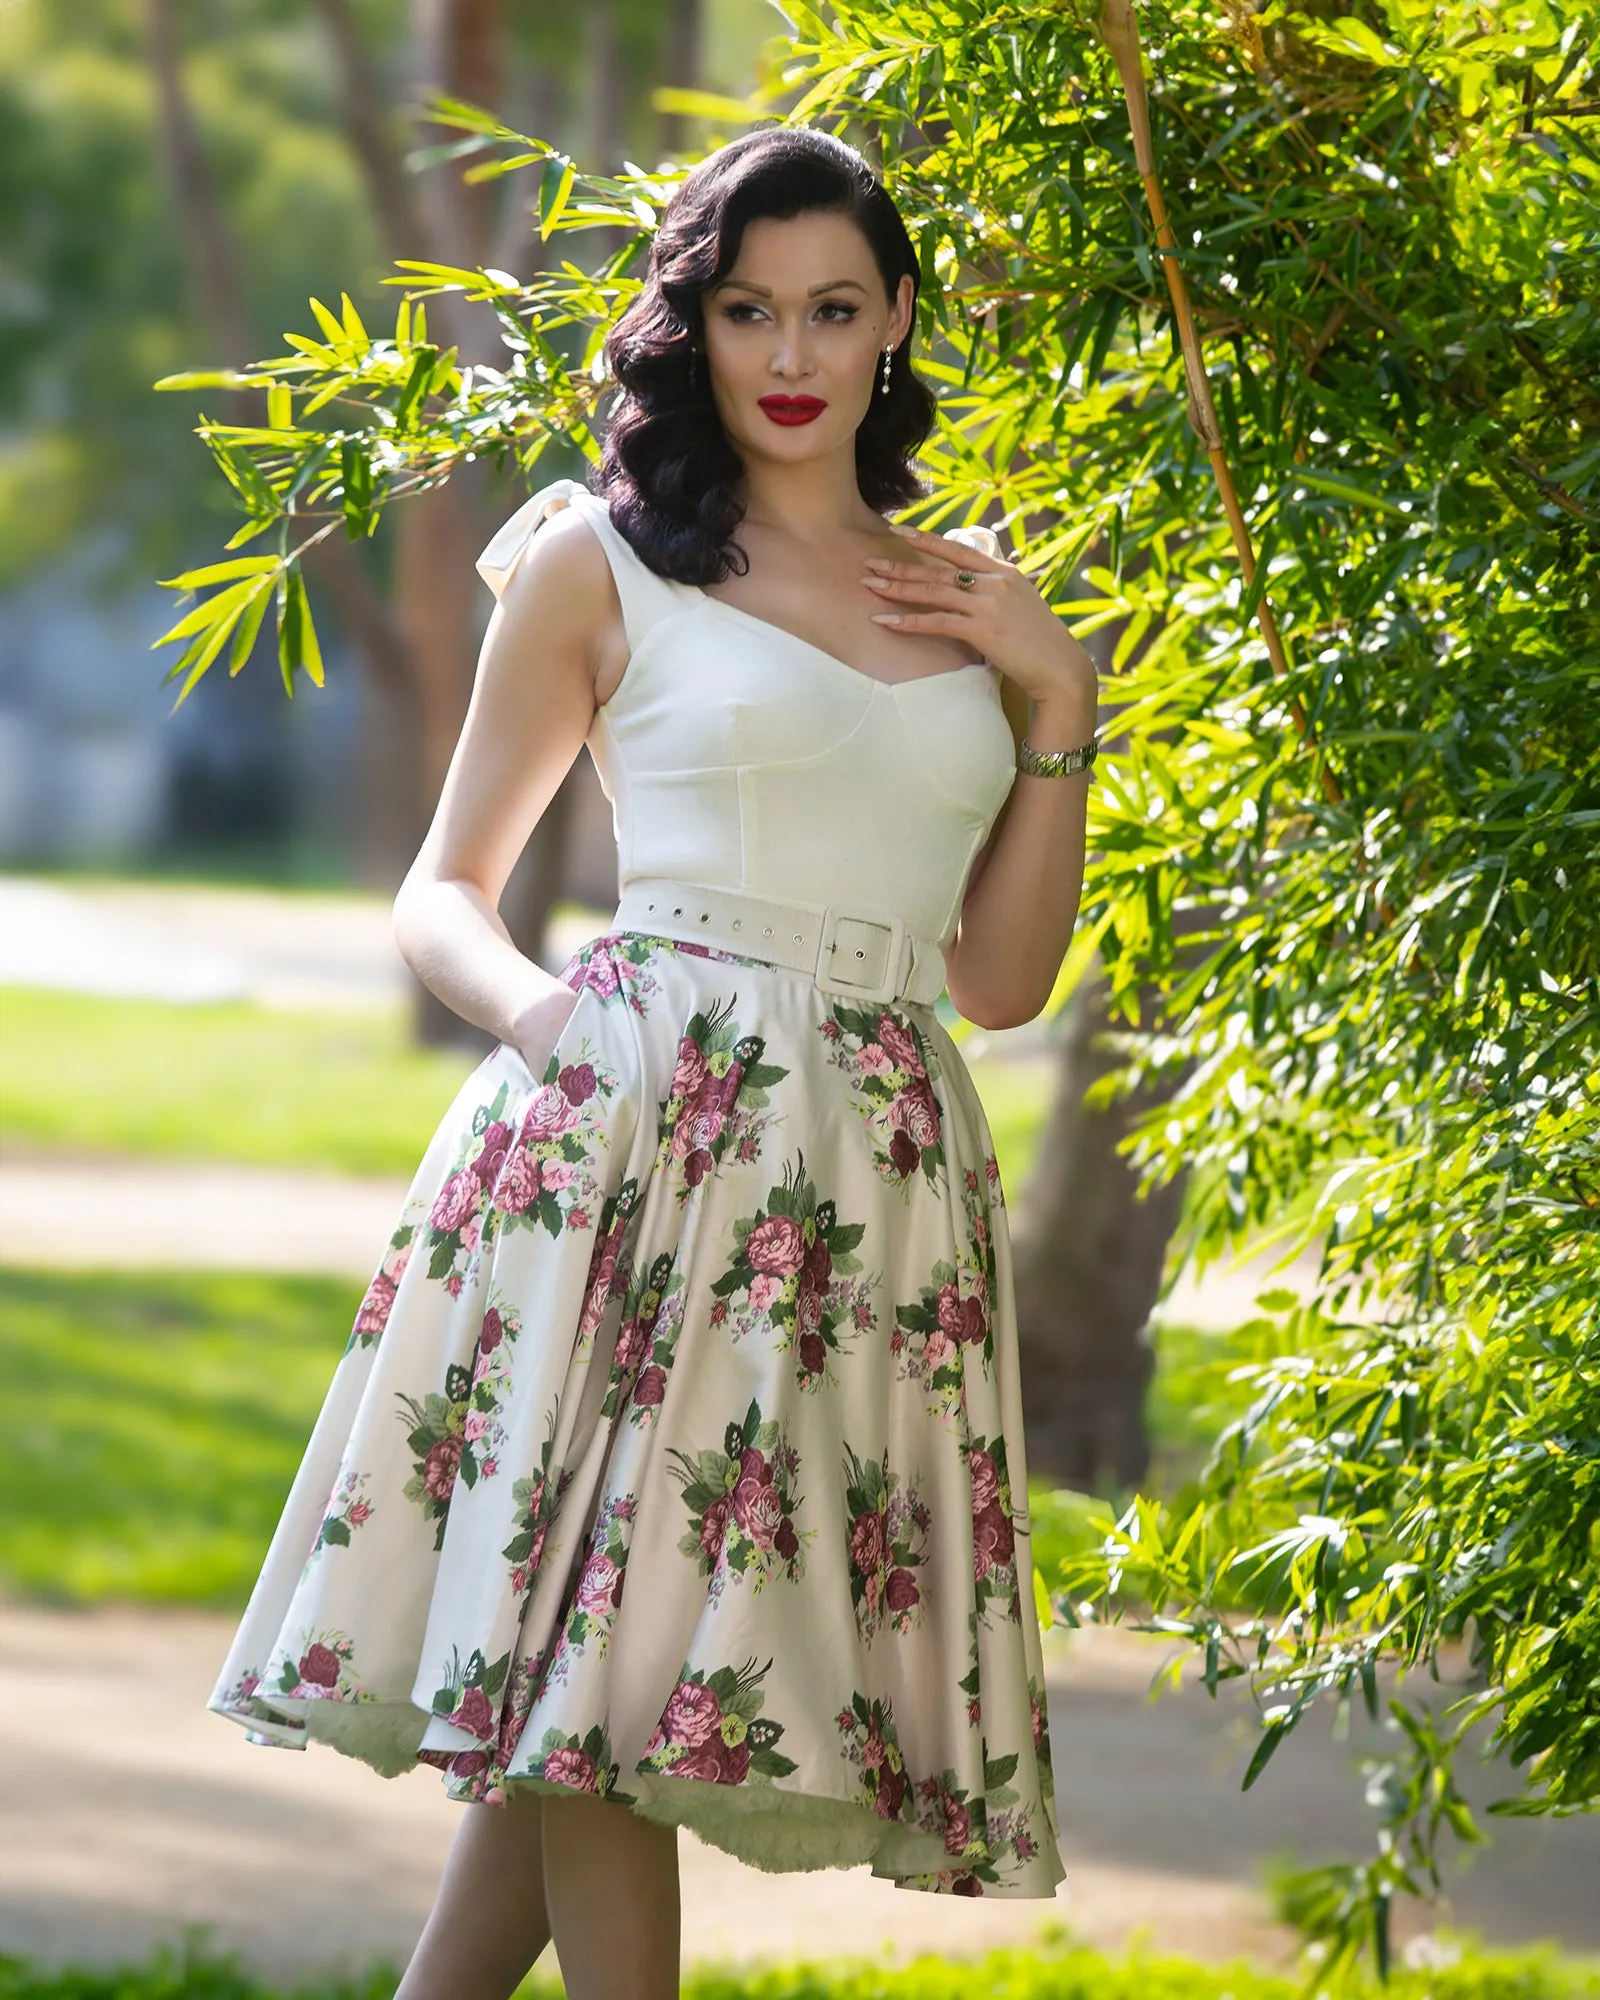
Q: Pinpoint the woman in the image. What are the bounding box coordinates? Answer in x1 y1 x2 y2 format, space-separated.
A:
210 126 1099 1999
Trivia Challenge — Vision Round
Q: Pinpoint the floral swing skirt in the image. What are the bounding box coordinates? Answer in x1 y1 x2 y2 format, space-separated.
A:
209 928 1064 1897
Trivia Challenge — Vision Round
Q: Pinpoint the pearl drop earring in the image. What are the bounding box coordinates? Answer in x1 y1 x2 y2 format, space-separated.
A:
880 344 894 395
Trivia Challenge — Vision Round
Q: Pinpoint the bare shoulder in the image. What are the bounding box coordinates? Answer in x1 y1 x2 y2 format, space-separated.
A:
494 497 625 663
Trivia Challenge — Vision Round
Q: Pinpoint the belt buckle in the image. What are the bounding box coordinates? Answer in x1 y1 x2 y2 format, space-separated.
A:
816 903 909 1008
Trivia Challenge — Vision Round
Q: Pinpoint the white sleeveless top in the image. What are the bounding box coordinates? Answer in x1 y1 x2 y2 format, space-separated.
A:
477 480 1018 948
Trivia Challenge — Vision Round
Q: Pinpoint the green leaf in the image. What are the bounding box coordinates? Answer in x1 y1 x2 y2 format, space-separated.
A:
541 159 577 239
276 566 324 695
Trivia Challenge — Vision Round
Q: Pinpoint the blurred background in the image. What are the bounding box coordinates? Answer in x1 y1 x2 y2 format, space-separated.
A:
1 2 1598 1995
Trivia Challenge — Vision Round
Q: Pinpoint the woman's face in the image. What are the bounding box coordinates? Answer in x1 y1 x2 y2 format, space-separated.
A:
701 209 915 473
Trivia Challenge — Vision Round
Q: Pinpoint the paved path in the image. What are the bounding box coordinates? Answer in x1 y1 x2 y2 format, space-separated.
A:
4 1605 1598 1982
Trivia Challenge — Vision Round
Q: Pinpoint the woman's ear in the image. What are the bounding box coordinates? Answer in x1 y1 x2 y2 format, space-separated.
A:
890 272 916 349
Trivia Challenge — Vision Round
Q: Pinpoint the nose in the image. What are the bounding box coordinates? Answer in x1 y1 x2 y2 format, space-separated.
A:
768 314 815 382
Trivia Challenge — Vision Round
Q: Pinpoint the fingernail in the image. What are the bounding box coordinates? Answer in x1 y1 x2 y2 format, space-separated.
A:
862 576 890 590
863 557 893 572
870 613 902 625
889 524 917 536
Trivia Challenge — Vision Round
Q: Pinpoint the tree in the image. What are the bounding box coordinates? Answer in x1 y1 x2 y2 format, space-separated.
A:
150 0 1600 1965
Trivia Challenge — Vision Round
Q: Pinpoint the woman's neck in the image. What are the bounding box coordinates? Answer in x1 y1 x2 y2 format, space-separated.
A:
737 443 878 541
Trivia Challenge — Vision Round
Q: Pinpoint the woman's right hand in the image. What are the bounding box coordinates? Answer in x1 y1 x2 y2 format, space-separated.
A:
509 974 582 1084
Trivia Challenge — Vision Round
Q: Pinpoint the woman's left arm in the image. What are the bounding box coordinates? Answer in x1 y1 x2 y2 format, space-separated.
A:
862 529 1099 1030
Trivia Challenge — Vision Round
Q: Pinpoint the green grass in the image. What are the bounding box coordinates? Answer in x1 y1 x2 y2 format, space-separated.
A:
0 989 478 1176
0 1263 1259 1612
1 1939 1594 2000
0 988 1049 1189
0 1267 358 1606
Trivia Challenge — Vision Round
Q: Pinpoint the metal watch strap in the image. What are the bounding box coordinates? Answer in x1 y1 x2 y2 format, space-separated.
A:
1016 735 1099 777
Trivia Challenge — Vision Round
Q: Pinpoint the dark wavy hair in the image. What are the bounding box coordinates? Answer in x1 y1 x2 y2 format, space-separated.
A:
596 127 937 584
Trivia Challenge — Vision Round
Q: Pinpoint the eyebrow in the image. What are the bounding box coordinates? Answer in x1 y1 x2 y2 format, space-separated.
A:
710 278 869 298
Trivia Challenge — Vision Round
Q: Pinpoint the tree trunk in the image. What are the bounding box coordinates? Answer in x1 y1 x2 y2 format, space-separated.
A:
1009 973 1182 1490
1007 571 1185 1494
658 0 702 156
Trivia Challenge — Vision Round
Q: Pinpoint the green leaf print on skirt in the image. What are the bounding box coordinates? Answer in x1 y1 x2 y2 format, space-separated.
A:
668 1395 811 1593
658 996 790 1195
642 1657 799 1785
710 1152 877 1390
600 1249 686 1423
890 1161 1000 1423
841 1442 931 1642
835 1691 914 1821
429 1641 511 1741
420 1045 618 1293
818 1001 945 1189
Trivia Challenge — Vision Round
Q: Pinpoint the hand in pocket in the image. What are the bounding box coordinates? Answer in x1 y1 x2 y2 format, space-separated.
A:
512 980 582 1084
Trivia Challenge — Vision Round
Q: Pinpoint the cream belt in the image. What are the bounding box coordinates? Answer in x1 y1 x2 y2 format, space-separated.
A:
610 877 947 1009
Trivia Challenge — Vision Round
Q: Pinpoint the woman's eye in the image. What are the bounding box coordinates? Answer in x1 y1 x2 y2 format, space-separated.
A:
816 301 858 322
722 303 767 322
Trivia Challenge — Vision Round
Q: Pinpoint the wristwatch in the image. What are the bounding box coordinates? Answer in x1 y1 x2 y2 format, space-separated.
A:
1016 736 1099 777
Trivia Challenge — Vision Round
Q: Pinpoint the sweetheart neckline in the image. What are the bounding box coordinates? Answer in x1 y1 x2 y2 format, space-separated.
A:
693 591 998 694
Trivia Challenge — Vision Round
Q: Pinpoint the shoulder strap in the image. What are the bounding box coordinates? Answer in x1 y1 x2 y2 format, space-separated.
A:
475 479 694 651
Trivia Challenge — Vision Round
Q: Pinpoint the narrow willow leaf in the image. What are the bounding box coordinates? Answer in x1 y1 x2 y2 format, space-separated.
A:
541 160 577 239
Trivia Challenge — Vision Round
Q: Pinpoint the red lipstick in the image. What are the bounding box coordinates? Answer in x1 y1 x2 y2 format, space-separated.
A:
758 394 827 426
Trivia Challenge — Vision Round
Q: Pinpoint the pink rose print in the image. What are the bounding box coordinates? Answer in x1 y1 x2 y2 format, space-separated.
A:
474 1119 512 1185
739 1447 767 1480
542 1745 598 1792
463 1412 488 1442
698 1491 732 1564
670 1038 708 1100
748 1272 781 1311
662 1678 722 1747
299 1644 341 1688
429 1170 478 1233
452 1685 495 1740
522 1084 578 1142
921 1326 955 1371
973 1503 1015 1578
733 1474 783 1551
893 1082 941 1150
850 1511 886 1575
671 1742 727 1783
495 1149 540 1215
937 1283 987 1346
423 1434 464 1501
858 1041 893 1076
886 1567 920 1612
580 952 620 998
876 1013 923 1073
743 1213 806 1276
940 1793 972 1852
968 1447 1000 1513
541 1160 576 1191
794 1283 823 1337
877 1765 908 1819
347 1500 373 1528
568 1206 591 1230
353 1271 395 1336
558 1061 597 1104
576 1552 620 1615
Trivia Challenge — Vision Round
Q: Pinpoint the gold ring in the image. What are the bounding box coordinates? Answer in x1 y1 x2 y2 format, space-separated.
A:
954 569 977 591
